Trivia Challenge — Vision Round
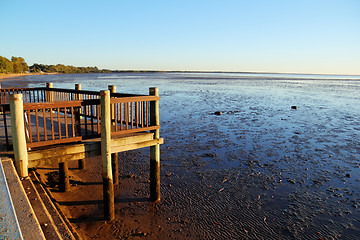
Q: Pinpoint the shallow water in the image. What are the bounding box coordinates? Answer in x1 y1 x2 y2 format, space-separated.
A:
3 72 360 239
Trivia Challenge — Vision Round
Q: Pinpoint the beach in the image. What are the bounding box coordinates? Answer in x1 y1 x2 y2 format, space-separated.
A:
1 72 359 239
0 73 59 81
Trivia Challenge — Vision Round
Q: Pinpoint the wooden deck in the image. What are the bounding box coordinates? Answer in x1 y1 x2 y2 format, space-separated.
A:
1 84 162 221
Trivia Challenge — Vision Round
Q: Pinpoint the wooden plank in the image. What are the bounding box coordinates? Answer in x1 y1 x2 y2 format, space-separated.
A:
111 96 160 103
27 136 82 148
27 138 163 168
111 125 160 136
28 141 99 163
28 152 88 168
28 133 155 162
111 138 163 153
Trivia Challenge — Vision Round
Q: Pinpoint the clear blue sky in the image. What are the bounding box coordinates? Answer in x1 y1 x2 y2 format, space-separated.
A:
1 0 359 74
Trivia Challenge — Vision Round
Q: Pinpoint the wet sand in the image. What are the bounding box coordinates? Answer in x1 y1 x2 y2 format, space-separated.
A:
0 73 60 81
2 73 360 239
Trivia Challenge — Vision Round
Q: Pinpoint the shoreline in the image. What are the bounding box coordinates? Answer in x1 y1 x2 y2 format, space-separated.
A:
0 73 60 81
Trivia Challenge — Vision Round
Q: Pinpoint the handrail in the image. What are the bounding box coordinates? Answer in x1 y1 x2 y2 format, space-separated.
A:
0 85 160 149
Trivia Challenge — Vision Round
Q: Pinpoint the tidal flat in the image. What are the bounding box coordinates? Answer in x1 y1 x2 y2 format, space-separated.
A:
3 72 360 239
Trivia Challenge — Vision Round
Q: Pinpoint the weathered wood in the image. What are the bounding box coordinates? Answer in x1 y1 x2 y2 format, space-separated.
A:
111 125 160 136
27 133 154 162
46 82 54 102
27 137 163 168
100 90 114 221
59 161 70 192
103 178 114 221
110 95 160 103
108 85 118 185
111 153 118 185
111 138 163 153
149 87 160 202
27 136 82 148
76 84 85 170
10 94 28 177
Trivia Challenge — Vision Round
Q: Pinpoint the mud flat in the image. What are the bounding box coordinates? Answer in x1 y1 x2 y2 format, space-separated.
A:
3 72 360 239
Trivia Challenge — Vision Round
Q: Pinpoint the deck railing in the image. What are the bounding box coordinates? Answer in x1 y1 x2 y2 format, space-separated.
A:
0 84 160 149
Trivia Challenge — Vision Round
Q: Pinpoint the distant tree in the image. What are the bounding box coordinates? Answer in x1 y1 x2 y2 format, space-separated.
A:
0 56 14 73
11 56 28 73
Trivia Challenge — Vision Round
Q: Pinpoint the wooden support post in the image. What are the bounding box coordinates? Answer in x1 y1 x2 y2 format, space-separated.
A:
108 85 118 184
46 82 54 102
111 153 118 185
75 84 85 169
149 87 160 202
10 94 28 177
108 85 116 94
59 161 70 192
101 90 114 221
108 85 116 124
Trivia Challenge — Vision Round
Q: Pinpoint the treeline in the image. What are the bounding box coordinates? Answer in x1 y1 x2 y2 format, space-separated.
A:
0 55 111 74
0 56 28 73
30 64 111 74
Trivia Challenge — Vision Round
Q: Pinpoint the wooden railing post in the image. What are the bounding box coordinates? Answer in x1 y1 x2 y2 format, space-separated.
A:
108 85 118 185
46 82 54 102
101 90 114 221
149 87 160 202
75 84 85 169
10 94 28 177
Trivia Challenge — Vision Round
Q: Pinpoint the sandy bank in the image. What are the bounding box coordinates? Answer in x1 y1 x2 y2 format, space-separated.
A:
0 73 60 80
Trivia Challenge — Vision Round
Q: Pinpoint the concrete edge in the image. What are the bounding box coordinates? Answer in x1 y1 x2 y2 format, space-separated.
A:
0 158 23 240
1 157 46 240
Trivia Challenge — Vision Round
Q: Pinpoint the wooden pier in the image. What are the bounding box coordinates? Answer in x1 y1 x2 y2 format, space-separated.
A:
0 83 163 221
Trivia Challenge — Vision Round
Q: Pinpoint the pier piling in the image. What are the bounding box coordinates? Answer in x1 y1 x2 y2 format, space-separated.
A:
108 85 119 185
149 87 160 202
10 94 28 177
59 161 70 192
101 90 115 220
75 84 86 169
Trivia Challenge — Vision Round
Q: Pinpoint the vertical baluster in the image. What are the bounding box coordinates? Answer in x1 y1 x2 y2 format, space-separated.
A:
146 101 149 127
91 104 94 135
3 106 10 150
64 107 68 138
50 106 55 140
35 109 40 142
135 102 138 128
57 108 61 139
125 102 129 130
114 103 118 132
43 108 47 141
97 104 100 134
71 107 75 137
120 102 123 131
27 110 32 143
130 102 133 129
84 103 88 136
57 107 61 139
142 101 144 127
